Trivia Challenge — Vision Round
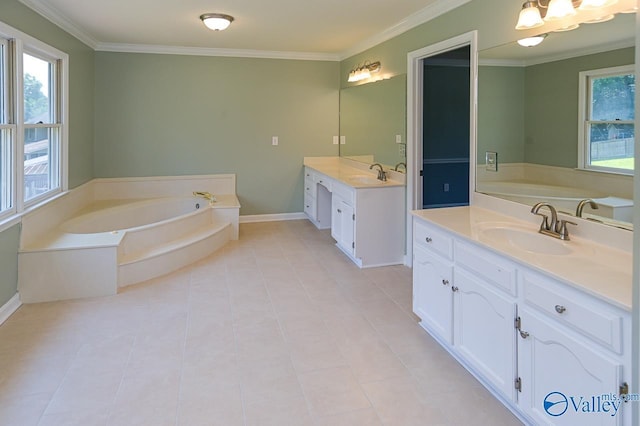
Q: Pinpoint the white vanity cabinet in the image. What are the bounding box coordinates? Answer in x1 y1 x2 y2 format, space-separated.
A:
411 212 632 426
304 164 405 267
413 219 517 402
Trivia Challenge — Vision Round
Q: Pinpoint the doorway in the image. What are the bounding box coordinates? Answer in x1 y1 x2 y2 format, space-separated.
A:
406 31 478 264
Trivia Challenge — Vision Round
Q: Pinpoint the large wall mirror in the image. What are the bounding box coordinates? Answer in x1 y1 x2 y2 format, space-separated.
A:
339 75 407 170
478 12 635 229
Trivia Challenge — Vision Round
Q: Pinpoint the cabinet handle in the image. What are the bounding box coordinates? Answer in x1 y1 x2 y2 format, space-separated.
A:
555 305 566 314
425 237 433 243
451 286 459 292
442 279 449 286
319 180 323 183
337 209 342 213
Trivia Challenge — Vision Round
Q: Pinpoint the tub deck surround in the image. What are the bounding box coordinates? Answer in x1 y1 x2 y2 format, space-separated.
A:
411 206 632 310
18 175 240 303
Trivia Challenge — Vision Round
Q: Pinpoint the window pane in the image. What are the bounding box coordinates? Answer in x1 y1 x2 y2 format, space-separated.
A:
24 127 58 201
1 128 12 212
590 74 635 121
589 123 634 171
23 53 53 124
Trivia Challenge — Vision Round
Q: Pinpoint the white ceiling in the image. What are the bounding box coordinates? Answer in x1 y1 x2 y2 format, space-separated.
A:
19 0 470 60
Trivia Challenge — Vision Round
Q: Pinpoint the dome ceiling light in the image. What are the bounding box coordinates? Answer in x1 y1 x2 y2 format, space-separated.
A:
200 13 235 31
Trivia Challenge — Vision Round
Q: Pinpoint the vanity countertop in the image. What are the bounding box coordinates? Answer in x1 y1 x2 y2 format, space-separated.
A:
304 157 405 189
412 206 632 311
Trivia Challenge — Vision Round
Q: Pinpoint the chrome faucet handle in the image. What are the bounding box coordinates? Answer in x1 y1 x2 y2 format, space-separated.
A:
557 219 577 241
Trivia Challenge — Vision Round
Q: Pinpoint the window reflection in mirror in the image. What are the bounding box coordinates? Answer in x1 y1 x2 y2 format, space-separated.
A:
477 13 635 229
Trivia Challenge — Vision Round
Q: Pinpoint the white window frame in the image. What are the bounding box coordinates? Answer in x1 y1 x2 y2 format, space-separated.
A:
0 21 68 227
578 64 635 175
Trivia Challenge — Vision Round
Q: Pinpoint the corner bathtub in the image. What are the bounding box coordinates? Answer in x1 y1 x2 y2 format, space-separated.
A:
18 176 240 303
476 181 606 213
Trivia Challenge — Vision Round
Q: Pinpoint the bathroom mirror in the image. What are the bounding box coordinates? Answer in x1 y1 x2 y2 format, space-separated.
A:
339 74 407 170
477 12 635 229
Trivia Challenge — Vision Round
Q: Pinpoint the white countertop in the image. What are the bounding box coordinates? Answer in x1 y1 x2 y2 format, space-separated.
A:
304 157 405 189
412 206 632 311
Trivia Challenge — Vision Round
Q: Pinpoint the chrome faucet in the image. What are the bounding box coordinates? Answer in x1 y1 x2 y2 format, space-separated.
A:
393 162 406 172
369 163 387 181
531 202 576 241
575 199 599 218
193 191 216 203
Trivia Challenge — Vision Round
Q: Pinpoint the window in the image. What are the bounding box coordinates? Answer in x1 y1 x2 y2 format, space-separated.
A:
579 65 635 174
0 21 67 223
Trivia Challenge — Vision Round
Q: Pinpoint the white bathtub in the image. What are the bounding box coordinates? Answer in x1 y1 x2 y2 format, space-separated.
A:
61 197 204 234
476 181 606 213
18 175 240 303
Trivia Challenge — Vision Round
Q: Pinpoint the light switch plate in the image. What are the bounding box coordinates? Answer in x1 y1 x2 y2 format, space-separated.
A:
485 151 498 172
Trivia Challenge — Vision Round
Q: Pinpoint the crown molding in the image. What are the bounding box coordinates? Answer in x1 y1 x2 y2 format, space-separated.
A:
522 38 635 66
20 0 471 61
95 43 341 61
338 0 473 60
19 0 98 49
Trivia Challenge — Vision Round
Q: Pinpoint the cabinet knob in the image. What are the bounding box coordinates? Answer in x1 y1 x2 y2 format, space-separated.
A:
425 237 433 243
337 209 342 213
519 330 530 339
319 180 323 183
451 286 459 292
555 305 566 314
442 279 449 286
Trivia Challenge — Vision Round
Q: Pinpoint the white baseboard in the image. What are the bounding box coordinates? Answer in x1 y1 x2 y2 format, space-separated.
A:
0 293 21 325
240 212 306 223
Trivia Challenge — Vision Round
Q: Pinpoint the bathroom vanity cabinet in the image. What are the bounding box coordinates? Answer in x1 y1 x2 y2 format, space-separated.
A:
412 208 631 426
304 164 405 267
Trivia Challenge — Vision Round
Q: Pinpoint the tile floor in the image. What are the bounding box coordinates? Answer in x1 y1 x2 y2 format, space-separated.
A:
0 220 523 425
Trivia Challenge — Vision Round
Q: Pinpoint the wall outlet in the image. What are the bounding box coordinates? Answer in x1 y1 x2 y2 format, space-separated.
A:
395 134 402 144
443 183 450 192
333 136 339 145
272 136 279 146
340 136 346 145
399 144 406 156
485 151 498 172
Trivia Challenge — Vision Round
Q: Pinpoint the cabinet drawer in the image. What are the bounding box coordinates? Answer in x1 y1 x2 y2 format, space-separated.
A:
413 219 453 261
455 241 517 296
304 177 316 198
331 180 353 205
523 272 623 354
303 193 316 219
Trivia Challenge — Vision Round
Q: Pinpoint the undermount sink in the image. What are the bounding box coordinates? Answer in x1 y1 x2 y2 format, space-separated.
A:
477 223 573 256
347 175 384 185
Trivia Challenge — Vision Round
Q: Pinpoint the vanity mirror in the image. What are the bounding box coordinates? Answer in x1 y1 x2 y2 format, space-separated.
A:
339 74 407 170
477 12 635 228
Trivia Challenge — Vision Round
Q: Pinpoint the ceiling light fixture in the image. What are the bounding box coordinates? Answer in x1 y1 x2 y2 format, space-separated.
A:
517 33 548 47
515 0 633 32
200 13 235 31
347 61 381 83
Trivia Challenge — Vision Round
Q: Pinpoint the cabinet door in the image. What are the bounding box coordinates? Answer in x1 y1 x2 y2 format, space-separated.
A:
453 269 517 401
518 307 624 426
331 195 354 256
413 245 453 345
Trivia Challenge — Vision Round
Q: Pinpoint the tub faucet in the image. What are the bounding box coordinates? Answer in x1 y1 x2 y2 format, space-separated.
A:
531 202 576 240
576 199 599 218
193 191 216 203
369 163 387 181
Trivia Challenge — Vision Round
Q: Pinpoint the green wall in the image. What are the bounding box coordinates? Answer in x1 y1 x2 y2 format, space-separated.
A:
477 66 525 164
525 47 634 167
0 0 95 307
94 53 339 215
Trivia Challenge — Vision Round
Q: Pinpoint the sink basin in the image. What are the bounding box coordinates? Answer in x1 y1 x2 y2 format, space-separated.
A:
347 175 384 185
478 224 573 256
